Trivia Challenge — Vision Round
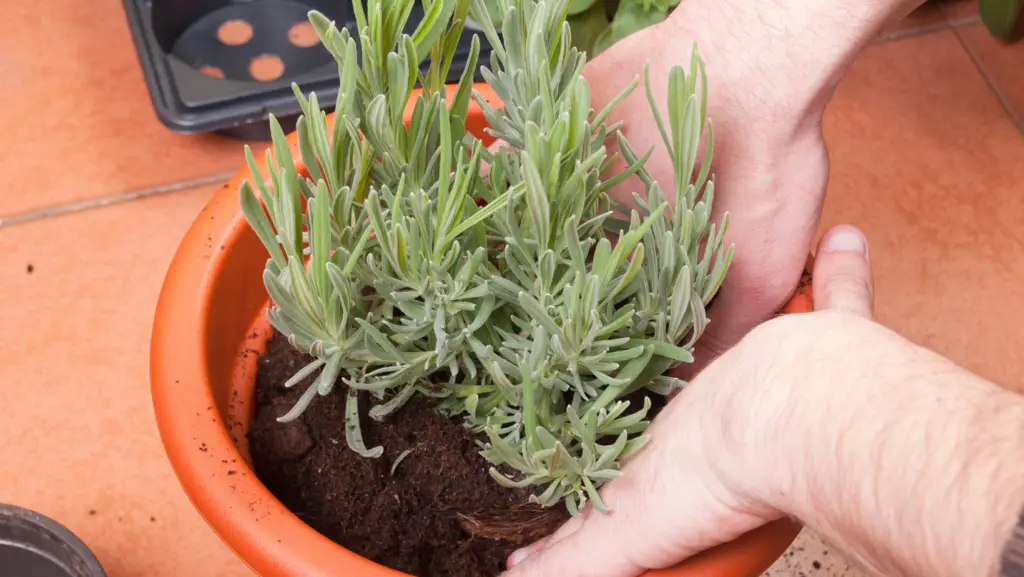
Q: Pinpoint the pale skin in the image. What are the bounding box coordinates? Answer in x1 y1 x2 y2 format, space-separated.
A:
587 0 927 374
500 0 1024 576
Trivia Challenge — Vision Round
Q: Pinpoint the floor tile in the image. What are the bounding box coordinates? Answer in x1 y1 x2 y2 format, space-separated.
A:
956 23 1024 129
0 0 261 218
880 2 949 40
5 9 1024 577
766 28 1024 577
0 185 251 577
819 30 1024 393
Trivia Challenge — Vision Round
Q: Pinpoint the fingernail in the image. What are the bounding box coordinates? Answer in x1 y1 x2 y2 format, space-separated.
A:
507 547 532 568
821 226 867 256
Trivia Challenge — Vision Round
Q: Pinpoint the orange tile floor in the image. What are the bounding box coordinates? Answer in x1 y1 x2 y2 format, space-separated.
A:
1 1 1023 576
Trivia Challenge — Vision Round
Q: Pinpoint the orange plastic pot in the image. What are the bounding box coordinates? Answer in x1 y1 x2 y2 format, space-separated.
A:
151 83 810 577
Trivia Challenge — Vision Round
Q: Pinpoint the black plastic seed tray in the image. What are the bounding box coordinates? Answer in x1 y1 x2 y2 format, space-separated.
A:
122 0 493 140
0 504 106 577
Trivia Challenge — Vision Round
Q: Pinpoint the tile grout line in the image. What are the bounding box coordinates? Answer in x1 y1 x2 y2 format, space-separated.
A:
950 23 1024 131
876 21 953 43
873 15 981 45
0 11 993 231
948 15 982 27
0 171 236 229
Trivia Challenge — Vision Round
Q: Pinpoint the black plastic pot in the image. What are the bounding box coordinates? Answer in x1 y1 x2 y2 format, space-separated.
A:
122 0 493 140
0 504 106 577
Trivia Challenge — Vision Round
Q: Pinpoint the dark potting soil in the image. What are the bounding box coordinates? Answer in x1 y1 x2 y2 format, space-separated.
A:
249 333 570 577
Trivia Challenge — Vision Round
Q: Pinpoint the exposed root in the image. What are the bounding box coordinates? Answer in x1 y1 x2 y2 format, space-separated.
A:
457 502 570 545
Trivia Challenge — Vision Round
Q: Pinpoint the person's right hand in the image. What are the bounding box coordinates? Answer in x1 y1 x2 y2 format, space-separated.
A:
501 224 876 576
503 223 1024 577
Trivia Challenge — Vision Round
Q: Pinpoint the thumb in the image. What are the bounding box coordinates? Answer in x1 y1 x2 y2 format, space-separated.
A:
812 225 874 317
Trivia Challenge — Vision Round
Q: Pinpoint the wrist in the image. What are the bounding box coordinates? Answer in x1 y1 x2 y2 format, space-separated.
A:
711 311 1024 577
693 313 827 520
666 0 926 122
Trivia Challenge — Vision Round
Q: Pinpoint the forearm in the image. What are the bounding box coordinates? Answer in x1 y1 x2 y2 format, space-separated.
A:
723 313 1024 576
669 0 928 121
790 334 1024 576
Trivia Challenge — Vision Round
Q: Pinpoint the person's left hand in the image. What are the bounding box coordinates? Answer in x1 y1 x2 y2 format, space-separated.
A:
501 224 875 576
581 2 837 377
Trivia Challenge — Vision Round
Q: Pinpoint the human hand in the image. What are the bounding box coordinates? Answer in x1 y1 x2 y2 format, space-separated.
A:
504 223 1024 577
580 0 877 374
485 0 921 372
500 224 876 576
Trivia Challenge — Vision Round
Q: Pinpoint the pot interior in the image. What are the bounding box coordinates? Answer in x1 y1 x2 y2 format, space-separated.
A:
202 217 274 464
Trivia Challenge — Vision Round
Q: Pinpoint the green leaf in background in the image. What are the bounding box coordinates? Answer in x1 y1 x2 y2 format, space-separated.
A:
567 2 611 55
595 0 667 55
568 0 599 15
980 0 1024 40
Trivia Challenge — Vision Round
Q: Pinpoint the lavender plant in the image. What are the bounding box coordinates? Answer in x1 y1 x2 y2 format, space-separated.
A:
239 0 731 515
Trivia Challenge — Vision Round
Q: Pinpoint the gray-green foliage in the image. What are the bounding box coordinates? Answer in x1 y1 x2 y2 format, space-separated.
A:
239 0 731 515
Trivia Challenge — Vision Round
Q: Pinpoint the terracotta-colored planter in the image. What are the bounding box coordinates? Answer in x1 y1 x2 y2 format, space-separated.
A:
151 83 809 577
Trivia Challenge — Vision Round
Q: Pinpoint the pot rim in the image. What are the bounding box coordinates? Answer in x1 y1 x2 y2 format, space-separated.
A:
150 82 805 577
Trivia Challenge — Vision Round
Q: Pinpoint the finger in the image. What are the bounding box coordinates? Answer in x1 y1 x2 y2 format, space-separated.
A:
501 390 771 577
812 225 874 318
508 516 584 567
500 447 669 576
507 539 548 569
500 501 644 577
507 512 586 568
